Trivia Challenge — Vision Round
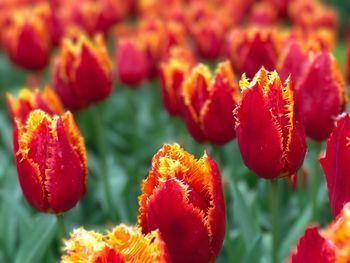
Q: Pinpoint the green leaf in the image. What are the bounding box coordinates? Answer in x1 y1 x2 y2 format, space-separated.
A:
229 180 260 246
278 205 312 262
242 235 262 263
15 214 57 263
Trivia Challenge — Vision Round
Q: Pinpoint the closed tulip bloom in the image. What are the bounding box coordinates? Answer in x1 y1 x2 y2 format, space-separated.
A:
115 37 149 87
295 51 347 141
3 10 51 70
289 202 350 263
234 68 306 179
229 27 279 78
159 46 195 116
13 110 87 213
181 61 240 144
62 224 169 263
6 86 63 124
53 35 113 110
138 144 226 263
320 114 350 217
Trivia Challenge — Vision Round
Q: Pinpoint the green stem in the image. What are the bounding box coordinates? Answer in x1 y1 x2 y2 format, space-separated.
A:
269 180 279 263
297 168 304 210
91 105 113 217
311 142 322 221
56 214 67 239
213 145 225 168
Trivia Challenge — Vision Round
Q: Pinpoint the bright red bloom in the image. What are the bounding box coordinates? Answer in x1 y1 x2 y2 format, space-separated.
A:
6 86 63 124
138 144 226 263
234 68 306 179
192 17 226 60
13 110 87 213
181 61 240 144
288 226 336 263
228 27 279 78
115 37 149 87
62 224 169 262
289 202 350 262
159 46 196 116
294 51 347 141
249 2 278 26
53 34 113 110
3 9 51 70
320 114 350 217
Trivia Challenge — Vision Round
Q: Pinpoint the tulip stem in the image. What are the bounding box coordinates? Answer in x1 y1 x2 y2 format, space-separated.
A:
269 180 279 263
91 105 113 217
56 214 67 239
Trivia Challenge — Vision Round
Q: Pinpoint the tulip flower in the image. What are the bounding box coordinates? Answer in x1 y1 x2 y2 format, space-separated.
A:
192 17 226 60
181 61 240 145
294 51 347 141
233 67 306 179
228 27 279 78
320 114 350 217
288 226 335 263
53 34 113 110
3 10 51 70
62 224 169 262
115 37 149 87
289 202 350 262
138 144 226 263
159 46 195 116
6 86 63 124
249 2 278 26
13 110 87 213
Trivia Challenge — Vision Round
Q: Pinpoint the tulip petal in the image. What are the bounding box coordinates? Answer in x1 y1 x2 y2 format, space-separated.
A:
320 114 350 217
145 178 212 263
288 226 335 263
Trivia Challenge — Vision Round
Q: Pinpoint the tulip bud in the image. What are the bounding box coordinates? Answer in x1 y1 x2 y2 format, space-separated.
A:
3 10 51 70
53 34 113 110
159 46 196 116
115 37 149 87
228 27 279 78
181 61 240 144
320 114 350 217
234 67 306 179
6 86 63 124
13 110 87 213
62 224 169 262
138 144 226 263
295 51 347 141
289 202 350 262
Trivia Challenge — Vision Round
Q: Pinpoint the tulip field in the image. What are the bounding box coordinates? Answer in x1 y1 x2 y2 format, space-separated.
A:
1 0 350 263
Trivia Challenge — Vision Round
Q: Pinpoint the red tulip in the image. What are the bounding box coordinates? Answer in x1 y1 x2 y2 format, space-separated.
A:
294 51 347 141
249 2 278 26
159 46 196 116
138 144 226 263
320 114 350 217
288 226 335 263
6 86 63 124
181 61 240 144
228 27 279 78
13 110 87 213
3 10 51 70
53 34 113 110
289 202 350 262
115 37 149 87
234 67 306 179
62 224 169 262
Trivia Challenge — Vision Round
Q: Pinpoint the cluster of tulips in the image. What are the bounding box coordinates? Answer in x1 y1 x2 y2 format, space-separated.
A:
2 0 350 262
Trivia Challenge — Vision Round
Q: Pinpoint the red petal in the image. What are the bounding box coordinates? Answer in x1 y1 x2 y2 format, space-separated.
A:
235 84 284 179
320 114 350 217
74 44 112 102
201 73 237 144
143 179 212 263
288 226 335 263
